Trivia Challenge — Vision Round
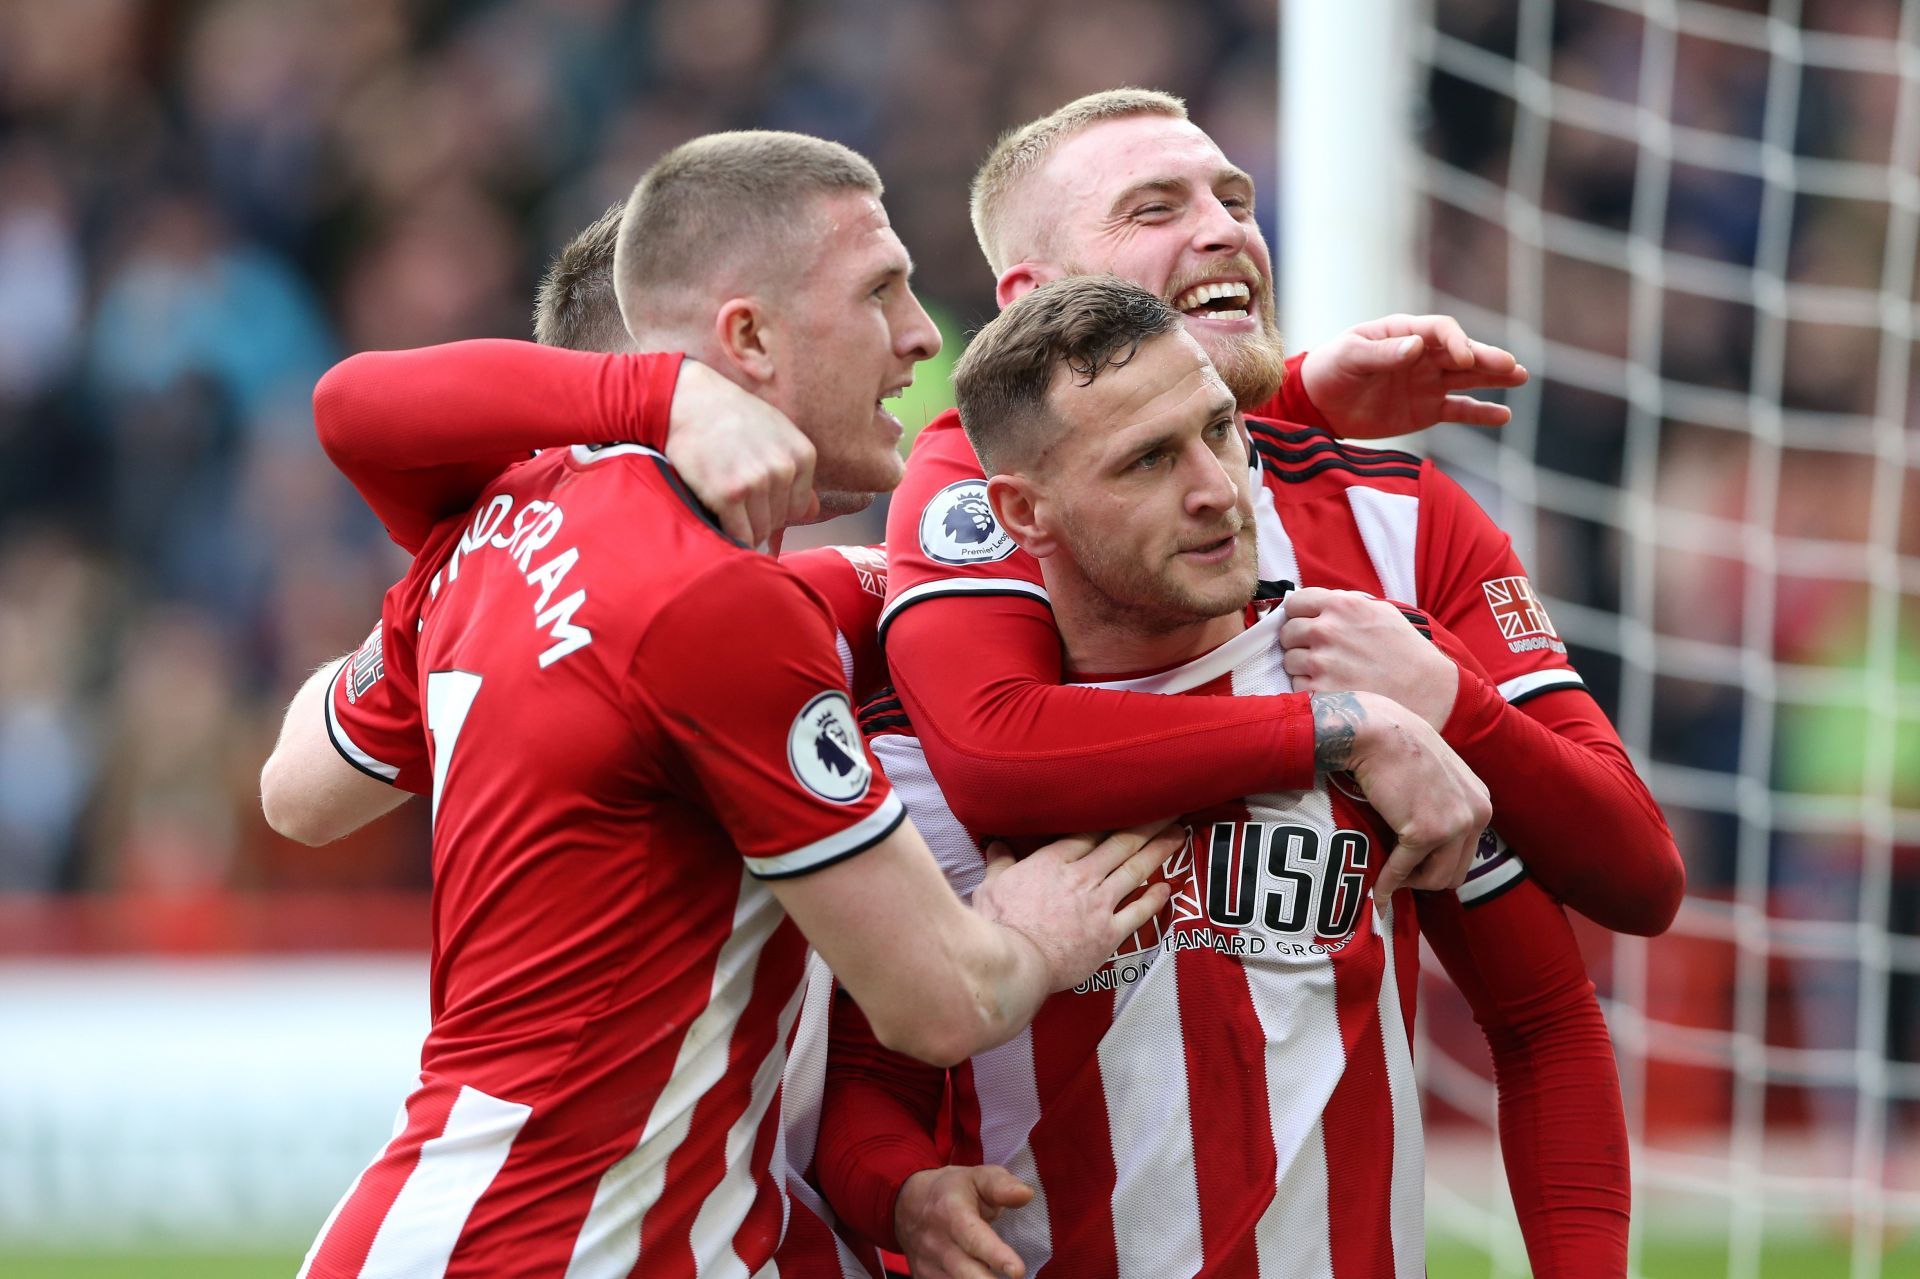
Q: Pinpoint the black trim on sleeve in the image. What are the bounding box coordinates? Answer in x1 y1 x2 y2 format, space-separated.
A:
323 663 401 787
874 585 1054 649
1459 867 1529 909
1506 678 1587 708
1250 440 1423 483
748 803 908 881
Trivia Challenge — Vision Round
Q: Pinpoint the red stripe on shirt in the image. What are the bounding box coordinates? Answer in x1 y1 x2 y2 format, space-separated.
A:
637 923 810 1278
1030 990 1121 1273
1322 921 1398 1279
305 1075 463 1279
1181 948 1277 1275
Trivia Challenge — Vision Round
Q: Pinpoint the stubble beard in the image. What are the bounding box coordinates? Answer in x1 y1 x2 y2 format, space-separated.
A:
1066 517 1259 639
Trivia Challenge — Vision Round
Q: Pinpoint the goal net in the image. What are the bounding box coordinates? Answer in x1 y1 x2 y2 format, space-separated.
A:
1289 1 1920 1274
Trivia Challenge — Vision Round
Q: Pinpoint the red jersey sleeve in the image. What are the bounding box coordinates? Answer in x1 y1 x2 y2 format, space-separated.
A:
879 415 1316 836
638 555 906 877
1244 351 1328 429
783 545 890 705
1417 466 1683 935
1416 465 1585 701
325 618 428 795
880 411 1048 625
815 985 947 1251
1418 887 1630 1278
314 341 684 553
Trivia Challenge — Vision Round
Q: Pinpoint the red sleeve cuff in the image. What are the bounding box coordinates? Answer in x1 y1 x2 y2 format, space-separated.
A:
1439 662 1503 750
1271 350 1329 429
827 1138 941 1253
632 352 685 451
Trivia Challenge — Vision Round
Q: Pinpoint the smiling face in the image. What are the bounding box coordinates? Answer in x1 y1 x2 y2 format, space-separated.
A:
772 190 942 496
1005 114 1286 408
1023 327 1258 641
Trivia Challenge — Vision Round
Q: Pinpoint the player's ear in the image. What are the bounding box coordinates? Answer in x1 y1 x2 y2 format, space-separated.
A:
988 473 1056 558
713 296 777 385
995 262 1061 309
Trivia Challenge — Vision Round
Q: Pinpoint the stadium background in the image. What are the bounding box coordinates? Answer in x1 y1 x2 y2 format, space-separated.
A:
0 1 1912 1276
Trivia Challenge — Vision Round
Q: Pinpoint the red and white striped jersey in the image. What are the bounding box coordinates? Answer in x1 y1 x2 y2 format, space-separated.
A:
866 601 1425 1279
881 408 1585 713
302 444 903 1279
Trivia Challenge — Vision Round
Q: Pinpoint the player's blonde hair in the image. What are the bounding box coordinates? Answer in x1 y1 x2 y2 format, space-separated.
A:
533 201 630 353
615 131 883 339
969 89 1188 277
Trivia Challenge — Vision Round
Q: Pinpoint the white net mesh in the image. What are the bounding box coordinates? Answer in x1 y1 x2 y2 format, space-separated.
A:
1399 0 1920 1274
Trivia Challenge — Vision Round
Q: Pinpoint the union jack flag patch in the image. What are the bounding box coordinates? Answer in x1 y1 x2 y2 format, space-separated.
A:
1482 576 1563 654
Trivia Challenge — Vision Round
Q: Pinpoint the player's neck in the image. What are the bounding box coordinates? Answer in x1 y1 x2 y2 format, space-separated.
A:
1053 588 1247 680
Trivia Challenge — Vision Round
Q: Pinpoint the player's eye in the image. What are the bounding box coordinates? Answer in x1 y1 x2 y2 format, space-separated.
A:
1134 203 1174 219
1133 449 1167 470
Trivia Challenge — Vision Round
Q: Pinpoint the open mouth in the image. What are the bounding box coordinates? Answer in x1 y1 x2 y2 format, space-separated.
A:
875 384 909 432
1172 280 1253 321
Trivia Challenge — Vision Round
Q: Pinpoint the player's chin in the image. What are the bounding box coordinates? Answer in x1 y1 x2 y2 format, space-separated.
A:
816 489 877 519
1175 551 1257 610
817 449 904 501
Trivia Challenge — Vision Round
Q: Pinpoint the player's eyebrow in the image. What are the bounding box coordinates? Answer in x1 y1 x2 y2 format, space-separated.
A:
1109 165 1255 215
1108 177 1188 214
1216 165 1255 192
866 256 914 289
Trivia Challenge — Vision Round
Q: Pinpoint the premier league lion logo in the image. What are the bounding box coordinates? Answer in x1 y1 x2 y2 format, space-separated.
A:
814 717 858 778
787 691 871 804
943 494 996 545
920 480 1016 566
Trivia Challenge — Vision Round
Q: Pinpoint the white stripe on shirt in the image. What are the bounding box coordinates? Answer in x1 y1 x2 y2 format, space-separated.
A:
358 1085 533 1278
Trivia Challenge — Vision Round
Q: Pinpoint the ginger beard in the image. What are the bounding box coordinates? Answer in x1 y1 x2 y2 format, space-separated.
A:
1063 250 1287 411
1177 263 1286 410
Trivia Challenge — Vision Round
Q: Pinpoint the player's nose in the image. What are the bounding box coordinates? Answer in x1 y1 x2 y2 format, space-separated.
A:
896 286 942 362
1183 444 1240 514
1191 192 1248 256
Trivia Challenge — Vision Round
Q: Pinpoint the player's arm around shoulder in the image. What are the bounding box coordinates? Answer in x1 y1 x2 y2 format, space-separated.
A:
634 554 1179 1065
771 823 1180 1068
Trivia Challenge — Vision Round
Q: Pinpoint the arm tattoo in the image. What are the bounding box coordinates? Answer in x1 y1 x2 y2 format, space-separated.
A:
1312 692 1365 772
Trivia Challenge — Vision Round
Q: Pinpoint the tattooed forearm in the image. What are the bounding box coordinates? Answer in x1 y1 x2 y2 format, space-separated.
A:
1311 691 1366 772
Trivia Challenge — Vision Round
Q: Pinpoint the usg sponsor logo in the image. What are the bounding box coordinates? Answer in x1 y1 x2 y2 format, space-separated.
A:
787 691 871 804
919 480 1015 566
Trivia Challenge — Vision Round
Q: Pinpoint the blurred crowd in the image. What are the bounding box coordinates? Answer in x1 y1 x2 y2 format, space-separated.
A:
0 0 1282 901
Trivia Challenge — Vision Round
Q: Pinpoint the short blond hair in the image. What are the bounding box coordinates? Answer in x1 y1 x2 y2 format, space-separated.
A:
615 131 883 336
969 88 1188 276
533 202 628 353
